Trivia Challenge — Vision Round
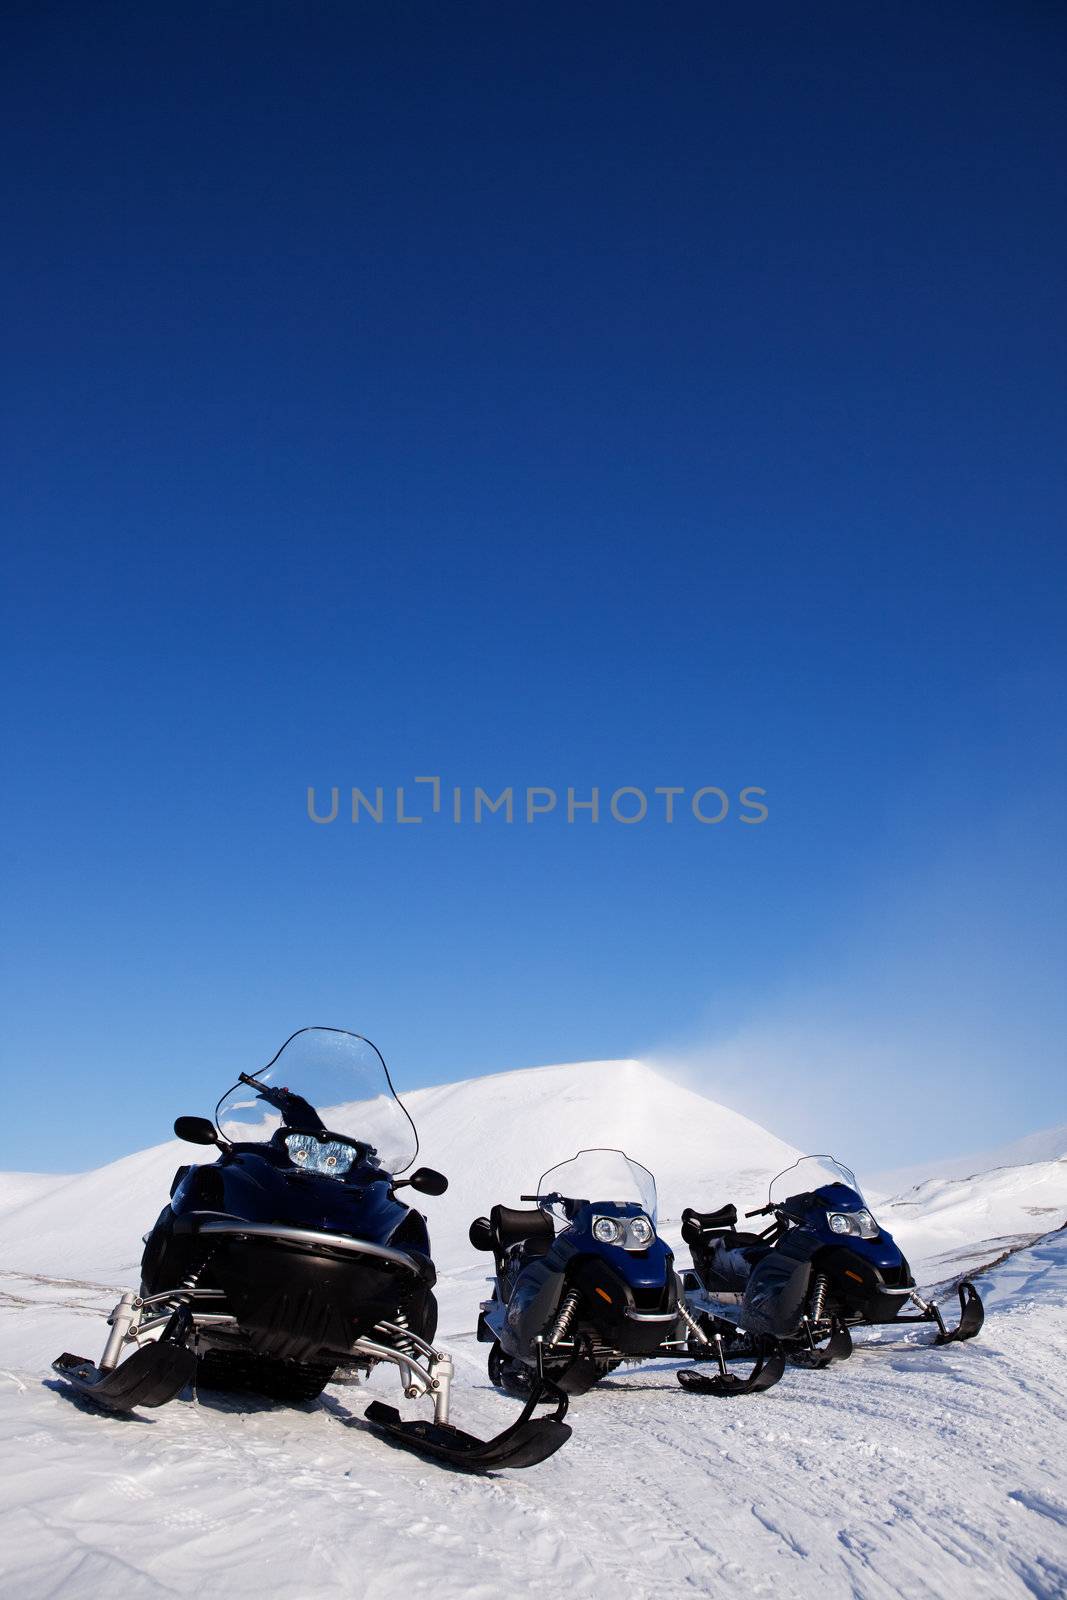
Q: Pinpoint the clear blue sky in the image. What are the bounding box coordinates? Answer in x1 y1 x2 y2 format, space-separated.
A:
3 3 1064 1173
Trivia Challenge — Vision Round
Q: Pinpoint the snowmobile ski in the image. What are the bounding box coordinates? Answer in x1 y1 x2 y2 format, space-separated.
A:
52 1309 196 1411
934 1280 985 1343
788 1321 854 1369
873 1280 986 1345
363 1382 571 1471
676 1338 786 1396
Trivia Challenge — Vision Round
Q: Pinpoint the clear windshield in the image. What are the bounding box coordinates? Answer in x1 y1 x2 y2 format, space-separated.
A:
768 1155 864 1208
536 1149 658 1226
215 1027 418 1174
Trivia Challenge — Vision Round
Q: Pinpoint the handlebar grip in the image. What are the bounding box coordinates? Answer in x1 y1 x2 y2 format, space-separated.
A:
520 1194 538 1202
745 1204 772 1218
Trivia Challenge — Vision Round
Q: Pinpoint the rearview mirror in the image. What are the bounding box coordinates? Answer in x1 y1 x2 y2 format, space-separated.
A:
403 1167 448 1196
174 1115 222 1146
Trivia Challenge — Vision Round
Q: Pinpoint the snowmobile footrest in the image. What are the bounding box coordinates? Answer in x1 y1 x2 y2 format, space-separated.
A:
677 1346 786 1396
363 1397 572 1471
52 1340 196 1412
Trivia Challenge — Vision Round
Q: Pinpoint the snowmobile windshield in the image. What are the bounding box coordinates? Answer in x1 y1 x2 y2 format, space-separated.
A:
768 1155 865 1210
536 1149 658 1227
215 1027 419 1174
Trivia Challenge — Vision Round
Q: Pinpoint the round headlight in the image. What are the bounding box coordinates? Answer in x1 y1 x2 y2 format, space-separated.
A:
829 1213 852 1234
592 1216 622 1245
629 1216 653 1246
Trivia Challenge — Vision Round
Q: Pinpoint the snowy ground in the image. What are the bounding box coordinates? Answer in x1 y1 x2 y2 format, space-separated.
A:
1 1060 1065 1599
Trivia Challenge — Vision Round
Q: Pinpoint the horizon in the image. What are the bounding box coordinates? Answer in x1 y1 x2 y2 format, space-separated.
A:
4 1048 1063 1183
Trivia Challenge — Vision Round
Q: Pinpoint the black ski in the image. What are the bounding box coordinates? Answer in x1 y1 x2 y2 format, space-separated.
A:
363 1383 571 1471
677 1342 786 1396
869 1280 985 1345
789 1322 854 1369
52 1338 195 1411
934 1281 985 1343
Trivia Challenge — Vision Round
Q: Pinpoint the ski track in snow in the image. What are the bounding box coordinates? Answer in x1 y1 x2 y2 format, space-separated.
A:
1 1061 1065 1598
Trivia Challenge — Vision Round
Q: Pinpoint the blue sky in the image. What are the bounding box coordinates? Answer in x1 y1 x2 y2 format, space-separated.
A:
3 3 1064 1172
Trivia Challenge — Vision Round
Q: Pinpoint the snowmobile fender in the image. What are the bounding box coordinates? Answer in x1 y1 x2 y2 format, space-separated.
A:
814 1243 913 1319
742 1242 813 1338
564 1254 680 1356
499 1251 565 1361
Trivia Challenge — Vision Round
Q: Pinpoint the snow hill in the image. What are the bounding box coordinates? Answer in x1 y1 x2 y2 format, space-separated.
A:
873 1122 1067 1287
2 1058 1065 1600
875 1121 1067 1193
407 1057 801 1270
0 1058 801 1281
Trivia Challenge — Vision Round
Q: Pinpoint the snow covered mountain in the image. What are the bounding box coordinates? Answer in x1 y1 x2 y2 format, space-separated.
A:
2 1058 1065 1600
882 1153 1067 1285
875 1121 1067 1193
406 1057 801 1270
0 1058 802 1280
868 1121 1067 1285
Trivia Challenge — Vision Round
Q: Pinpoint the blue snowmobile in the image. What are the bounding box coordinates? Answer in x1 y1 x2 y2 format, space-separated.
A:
53 1027 571 1470
470 1148 699 1396
678 1155 984 1394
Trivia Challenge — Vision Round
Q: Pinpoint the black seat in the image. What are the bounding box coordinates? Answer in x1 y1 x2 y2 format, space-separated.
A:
468 1207 556 1263
490 1204 555 1254
681 1204 738 1245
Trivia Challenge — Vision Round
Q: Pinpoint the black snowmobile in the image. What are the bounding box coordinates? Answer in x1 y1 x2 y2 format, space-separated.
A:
52 1027 571 1471
677 1155 984 1395
471 1149 706 1396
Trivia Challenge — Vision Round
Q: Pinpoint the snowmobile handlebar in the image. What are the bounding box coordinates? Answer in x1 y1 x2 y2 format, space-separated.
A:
236 1073 326 1132
745 1204 775 1218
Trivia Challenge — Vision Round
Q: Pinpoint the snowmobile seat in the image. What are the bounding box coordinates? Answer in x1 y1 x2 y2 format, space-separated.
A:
681 1204 738 1245
490 1205 555 1256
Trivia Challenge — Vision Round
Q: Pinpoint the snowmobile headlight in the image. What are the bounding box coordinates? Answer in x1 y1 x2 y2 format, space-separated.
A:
592 1215 623 1245
629 1215 654 1246
284 1133 356 1179
829 1210 880 1240
854 1209 879 1239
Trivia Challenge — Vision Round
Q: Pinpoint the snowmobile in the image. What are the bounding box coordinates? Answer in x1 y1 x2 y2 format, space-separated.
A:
52 1027 571 1471
471 1148 707 1396
677 1154 984 1395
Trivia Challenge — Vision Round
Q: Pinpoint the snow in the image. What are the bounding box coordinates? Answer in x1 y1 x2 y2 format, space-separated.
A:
1 1058 1065 1599
875 1122 1067 1195
882 1157 1067 1286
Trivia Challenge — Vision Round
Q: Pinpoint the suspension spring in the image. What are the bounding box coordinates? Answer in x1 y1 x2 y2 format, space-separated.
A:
545 1289 581 1348
810 1273 829 1325
676 1297 711 1346
179 1248 216 1295
392 1310 415 1357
